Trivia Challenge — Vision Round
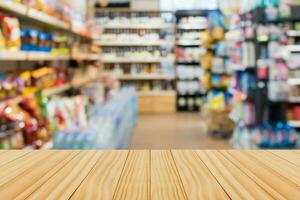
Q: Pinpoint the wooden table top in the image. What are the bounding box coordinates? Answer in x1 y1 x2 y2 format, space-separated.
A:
0 150 299 199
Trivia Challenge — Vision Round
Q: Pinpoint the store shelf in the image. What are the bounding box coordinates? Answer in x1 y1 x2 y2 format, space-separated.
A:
27 52 70 61
177 24 207 30
288 78 300 85
97 40 173 46
42 84 71 97
102 23 175 29
0 77 96 107
101 57 174 63
138 90 176 96
72 53 101 61
176 40 202 46
27 8 70 30
0 3 95 40
118 74 175 80
0 51 71 61
0 1 27 15
288 120 300 127
0 51 27 61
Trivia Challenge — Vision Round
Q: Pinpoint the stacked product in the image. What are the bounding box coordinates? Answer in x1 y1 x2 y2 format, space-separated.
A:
175 10 208 111
228 1 300 148
96 11 176 113
0 64 101 149
53 88 137 149
193 10 235 138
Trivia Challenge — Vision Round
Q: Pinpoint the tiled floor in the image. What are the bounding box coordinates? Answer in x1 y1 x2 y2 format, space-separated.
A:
129 113 232 149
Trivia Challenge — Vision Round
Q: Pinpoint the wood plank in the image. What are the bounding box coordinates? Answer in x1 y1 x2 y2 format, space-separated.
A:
196 150 275 200
245 151 300 186
70 150 128 200
0 150 32 167
26 151 102 200
0 150 54 186
171 150 230 200
270 150 300 167
151 150 187 200
220 150 286 200
113 150 150 200
221 150 300 199
0 151 79 199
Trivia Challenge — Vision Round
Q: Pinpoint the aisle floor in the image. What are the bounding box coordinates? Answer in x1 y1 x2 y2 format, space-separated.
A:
129 113 232 149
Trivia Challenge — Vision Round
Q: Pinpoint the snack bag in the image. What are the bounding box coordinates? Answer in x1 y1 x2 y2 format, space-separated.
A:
0 28 5 51
0 16 21 51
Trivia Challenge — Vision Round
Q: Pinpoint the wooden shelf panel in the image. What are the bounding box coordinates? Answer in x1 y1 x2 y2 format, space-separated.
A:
0 150 299 199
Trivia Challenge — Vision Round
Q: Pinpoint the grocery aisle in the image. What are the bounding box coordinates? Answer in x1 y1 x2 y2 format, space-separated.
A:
129 113 232 149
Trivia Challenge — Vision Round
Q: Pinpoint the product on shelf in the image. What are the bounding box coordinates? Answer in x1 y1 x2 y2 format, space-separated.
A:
231 123 299 149
225 3 300 149
121 80 173 92
0 15 21 52
52 88 137 149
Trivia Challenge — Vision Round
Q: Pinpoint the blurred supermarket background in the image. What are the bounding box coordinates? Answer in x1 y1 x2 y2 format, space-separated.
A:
0 0 300 150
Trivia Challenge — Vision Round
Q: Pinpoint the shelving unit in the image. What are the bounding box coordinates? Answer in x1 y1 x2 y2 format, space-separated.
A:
0 1 102 150
0 1 95 40
0 77 96 107
175 10 208 112
97 10 176 113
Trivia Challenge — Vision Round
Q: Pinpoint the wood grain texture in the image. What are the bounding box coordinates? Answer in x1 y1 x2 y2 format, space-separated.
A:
0 150 79 199
0 150 32 167
26 151 102 200
0 150 55 186
269 150 300 167
221 150 300 199
70 150 128 200
245 151 300 186
0 150 299 199
172 150 230 200
113 150 150 200
151 150 187 200
196 150 275 200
